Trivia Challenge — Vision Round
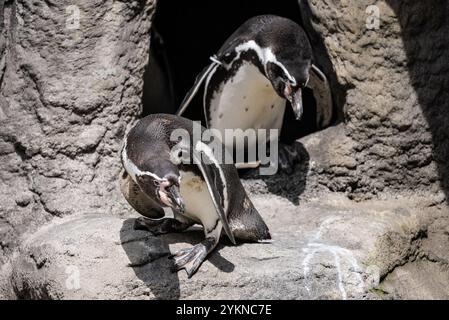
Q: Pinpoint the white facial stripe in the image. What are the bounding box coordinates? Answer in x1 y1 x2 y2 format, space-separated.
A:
233 40 297 86
195 141 228 213
121 140 165 182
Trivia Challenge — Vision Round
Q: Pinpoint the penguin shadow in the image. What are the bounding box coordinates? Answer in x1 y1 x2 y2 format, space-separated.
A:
242 141 310 205
119 218 235 299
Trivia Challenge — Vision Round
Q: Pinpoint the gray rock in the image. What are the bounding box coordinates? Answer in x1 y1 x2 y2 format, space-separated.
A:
0 0 156 265
9 194 449 299
299 0 449 200
1 0 449 300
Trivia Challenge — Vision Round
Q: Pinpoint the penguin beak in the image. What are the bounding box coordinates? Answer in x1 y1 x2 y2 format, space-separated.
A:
290 89 303 121
166 184 185 214
284 84 303 120
158 181 185 213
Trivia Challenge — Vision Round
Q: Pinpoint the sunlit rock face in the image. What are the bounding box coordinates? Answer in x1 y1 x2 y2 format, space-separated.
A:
299 0 449 201
0 0 156 265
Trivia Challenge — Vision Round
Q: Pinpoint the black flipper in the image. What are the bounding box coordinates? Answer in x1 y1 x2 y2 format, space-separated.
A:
191 142 237 245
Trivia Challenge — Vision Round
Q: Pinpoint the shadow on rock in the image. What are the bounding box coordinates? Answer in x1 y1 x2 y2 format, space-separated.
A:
120 218 235 299
386 0 449 203
242 142 310 206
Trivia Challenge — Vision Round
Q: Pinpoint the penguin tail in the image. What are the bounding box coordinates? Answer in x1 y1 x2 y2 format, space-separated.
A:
229 201 271 243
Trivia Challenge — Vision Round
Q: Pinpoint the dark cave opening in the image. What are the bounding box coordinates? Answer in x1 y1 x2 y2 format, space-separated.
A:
143 0 332 143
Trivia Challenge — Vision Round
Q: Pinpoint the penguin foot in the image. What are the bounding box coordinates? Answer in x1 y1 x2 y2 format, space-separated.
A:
278 143 301 174
134 217 191 236
169 244 208 278
169 237 216 278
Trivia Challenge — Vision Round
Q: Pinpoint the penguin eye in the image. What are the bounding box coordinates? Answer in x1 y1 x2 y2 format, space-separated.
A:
153 180 160 187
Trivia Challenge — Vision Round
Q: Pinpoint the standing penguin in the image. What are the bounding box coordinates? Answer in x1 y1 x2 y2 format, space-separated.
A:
120 114 270 277
176 15 332 173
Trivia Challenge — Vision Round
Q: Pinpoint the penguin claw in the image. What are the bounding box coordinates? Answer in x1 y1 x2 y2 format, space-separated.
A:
169 244 208 278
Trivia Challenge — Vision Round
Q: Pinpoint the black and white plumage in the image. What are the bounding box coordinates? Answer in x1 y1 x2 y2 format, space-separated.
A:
120 114 270 278
177 15 332 172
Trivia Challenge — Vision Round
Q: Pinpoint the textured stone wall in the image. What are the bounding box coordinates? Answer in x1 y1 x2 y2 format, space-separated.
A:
0 0 156 264
299 0 449 200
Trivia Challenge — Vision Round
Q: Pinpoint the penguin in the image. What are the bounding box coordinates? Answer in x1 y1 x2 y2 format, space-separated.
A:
120 114 271 278
176 15 332 173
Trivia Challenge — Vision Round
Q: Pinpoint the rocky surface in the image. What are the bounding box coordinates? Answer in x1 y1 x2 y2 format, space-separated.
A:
6 193 448 299
299 0 449 200
0 0 155 265
1 0 449 300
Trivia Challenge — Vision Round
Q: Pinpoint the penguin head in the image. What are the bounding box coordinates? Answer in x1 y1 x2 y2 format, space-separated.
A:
123 116 186 213
135 161 185 214
265 60 310 120
258 16 313 120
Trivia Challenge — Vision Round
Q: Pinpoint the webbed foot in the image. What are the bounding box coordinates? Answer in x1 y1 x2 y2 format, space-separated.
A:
169 238 216 278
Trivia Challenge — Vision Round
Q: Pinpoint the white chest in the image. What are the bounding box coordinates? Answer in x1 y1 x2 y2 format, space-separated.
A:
179 170 218 231
207 63 286 150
